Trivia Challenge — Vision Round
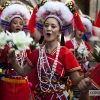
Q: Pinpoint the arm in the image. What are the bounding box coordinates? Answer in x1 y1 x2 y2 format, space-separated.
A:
31 28 41 43
69 71 84 85
79 92 94 100
69 66 95 85
78 78 94 100
11 61 33 76
7 51 33 76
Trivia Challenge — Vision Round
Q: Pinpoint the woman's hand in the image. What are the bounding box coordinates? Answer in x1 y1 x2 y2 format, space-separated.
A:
69 49 75 52
84 67 95 78
7 50 16 64
78 78 92 93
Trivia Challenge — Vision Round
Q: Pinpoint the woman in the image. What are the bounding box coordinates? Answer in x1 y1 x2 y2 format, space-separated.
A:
65 16 95 99
7 1 92 100
65 16 95 74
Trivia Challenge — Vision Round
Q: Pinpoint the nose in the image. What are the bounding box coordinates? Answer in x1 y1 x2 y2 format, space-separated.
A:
17 23 21 27
47 25 52 31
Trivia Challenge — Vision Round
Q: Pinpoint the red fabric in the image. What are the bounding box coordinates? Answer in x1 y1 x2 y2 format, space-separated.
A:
94 10 100 27
0 45 31 100
0 80 29 100
74 10 85 32
92 29 97 37
27 46 80 73
28 67 38 91
92 10 100 37
88 63 100 90
65 40 92 52
0 80 3 99
0 10 2 16
0 45 10 63
28 5 38 34
26 46 80 99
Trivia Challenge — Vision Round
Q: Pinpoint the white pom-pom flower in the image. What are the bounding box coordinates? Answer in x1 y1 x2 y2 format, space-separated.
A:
0 31 8 49
77 44 89 58
7 31 33 53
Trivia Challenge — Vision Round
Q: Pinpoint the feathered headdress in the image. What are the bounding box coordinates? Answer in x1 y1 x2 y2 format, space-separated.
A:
28 0 85 37
65 0 85 32
0 0 32 32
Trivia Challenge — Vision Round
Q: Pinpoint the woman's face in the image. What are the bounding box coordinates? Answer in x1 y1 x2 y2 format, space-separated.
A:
43 18 60 42
75 29 84 39
9 17 23 32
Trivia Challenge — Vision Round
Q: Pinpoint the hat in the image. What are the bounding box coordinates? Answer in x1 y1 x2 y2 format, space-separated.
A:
28 1 77 35
0 0 32 32
81 14 99 41
65 0 85 32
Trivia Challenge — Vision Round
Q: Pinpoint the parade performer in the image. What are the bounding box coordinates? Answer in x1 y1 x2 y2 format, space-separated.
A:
7 1 92 100
65 15 95 75
0 1 33 100
65 15 96 99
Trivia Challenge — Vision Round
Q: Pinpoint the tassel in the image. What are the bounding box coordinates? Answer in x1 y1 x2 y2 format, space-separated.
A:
68 89 72 100
28 5 38 34
74 10 85 32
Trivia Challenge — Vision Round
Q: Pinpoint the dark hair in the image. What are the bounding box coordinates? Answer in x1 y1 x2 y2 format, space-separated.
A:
60 34 65 46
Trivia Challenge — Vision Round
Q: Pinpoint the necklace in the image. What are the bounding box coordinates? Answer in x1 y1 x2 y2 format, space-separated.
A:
71 38 88 55
37 42 60 92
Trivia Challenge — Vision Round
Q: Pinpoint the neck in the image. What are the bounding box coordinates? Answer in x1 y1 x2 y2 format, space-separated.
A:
45 40 58 54
75 37 82 44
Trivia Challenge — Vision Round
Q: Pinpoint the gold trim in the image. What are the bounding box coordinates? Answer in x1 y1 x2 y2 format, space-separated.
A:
4 77 26 84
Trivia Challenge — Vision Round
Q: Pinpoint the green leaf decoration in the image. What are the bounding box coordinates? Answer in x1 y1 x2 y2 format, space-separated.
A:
30 41 38 51
91 52 100 63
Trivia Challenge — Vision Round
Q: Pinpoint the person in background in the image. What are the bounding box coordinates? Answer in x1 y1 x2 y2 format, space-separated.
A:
65 16 95 99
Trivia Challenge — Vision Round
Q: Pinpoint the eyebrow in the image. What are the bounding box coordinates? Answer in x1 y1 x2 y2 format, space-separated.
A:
44 23 57 26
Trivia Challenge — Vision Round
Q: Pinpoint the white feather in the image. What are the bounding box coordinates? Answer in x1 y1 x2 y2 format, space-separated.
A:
36 1 73 23
80 17 92 32
1 4 31 25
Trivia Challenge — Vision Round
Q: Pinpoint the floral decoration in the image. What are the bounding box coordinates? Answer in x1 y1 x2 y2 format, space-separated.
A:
5 12 27 25
0 31 8 50
6 31 33 54
92 45 100 63
75 44 89 61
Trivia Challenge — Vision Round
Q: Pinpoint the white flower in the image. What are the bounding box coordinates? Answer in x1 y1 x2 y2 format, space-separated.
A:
7 31 33 53
77 44 85 54
83 49 89 58
77 44 89 58
94 45 100 54
0 31 7 49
